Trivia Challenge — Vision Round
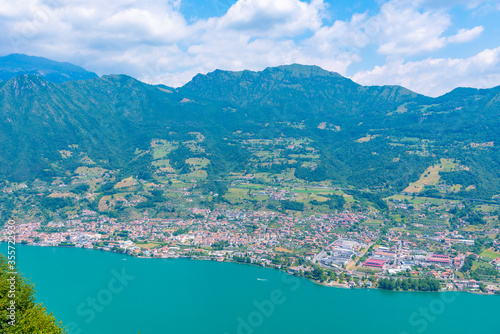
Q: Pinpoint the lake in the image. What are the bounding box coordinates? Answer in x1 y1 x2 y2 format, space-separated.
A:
3 244 500 334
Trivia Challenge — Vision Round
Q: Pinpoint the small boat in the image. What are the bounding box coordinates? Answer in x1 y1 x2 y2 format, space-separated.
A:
257 278 267 281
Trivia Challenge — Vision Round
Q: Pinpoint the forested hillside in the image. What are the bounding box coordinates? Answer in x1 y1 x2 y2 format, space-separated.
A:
1 62 499 221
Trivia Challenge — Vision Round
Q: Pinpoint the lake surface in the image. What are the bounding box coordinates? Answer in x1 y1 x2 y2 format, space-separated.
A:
3 244 500 334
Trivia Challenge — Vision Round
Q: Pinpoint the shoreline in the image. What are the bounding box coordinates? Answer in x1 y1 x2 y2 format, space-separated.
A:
4 242 498 296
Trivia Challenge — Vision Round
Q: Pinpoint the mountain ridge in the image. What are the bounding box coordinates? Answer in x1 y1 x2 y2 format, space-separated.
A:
0 54 98 83
0 56 499 203
180 63 424 106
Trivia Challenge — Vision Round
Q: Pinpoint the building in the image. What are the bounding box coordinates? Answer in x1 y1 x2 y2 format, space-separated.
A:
363 259 386 269
427 254 451 265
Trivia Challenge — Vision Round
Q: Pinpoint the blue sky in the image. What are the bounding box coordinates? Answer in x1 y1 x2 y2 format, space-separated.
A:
1 0 499 96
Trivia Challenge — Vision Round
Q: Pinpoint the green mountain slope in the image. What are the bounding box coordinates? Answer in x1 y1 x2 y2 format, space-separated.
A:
180 64 426 117
0 62 499 207
0 54 98 83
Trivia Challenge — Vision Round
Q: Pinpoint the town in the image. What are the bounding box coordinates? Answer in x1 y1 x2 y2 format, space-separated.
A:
3 202 500 294
1 135 500 295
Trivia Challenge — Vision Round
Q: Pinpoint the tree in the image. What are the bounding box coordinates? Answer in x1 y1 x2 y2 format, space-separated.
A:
460 255 475 273
71 184 90 194
0 255 67 333
312 265 325 281
377 277 440 292
281 200 304 211
401 279 410 291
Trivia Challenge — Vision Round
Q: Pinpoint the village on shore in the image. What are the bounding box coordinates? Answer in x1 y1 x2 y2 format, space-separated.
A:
3 205 500 295
2 134 500 294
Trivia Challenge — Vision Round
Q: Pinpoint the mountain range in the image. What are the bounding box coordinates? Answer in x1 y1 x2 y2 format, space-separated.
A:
1 54 499 202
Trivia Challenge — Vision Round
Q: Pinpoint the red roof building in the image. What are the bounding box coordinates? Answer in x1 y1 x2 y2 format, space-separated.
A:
363 259 386 268
427 254 451 264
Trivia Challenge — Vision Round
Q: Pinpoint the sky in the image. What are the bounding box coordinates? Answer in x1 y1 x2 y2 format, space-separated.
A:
1 0 500 97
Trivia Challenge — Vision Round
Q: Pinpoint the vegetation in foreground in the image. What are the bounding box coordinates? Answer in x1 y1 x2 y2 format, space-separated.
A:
0 254 67 334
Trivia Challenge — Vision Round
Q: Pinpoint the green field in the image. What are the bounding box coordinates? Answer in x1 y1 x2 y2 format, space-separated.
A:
480 248 500 261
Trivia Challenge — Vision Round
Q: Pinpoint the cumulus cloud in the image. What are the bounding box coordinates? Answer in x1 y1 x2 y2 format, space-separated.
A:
375 1 451 55
0 0 343 84
352 47 500 97
214 0 324 37
0 0 188 74
373 1 486 56
303 0 483 59
447 26 484 44
182 0 331 72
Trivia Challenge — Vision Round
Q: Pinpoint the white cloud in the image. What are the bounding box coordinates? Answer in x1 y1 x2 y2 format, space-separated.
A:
447 26 484 44
214 0 325 37
415 0 494 10
134 0 355 83
375 1 452 55
303 13 370 56
303 0 478 59
352 47 500 97
0 0 340 84
0 0 187 70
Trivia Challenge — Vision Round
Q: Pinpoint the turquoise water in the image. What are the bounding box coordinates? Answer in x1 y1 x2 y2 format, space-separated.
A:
3 244 500 334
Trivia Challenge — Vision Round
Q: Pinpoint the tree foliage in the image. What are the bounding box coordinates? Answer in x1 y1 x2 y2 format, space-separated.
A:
378 277 440 291
0 255 67 333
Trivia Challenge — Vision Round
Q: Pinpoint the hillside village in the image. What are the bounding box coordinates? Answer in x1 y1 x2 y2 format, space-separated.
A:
1 130 500 294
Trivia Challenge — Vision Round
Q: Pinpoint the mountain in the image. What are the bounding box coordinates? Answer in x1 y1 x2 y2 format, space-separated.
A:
0 74 186 180
0 54 98 83
181 64 425 113
0 61 499 210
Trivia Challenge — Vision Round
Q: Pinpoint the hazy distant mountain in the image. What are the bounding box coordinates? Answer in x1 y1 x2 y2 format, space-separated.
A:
0 59 499 199
0 54 98 83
